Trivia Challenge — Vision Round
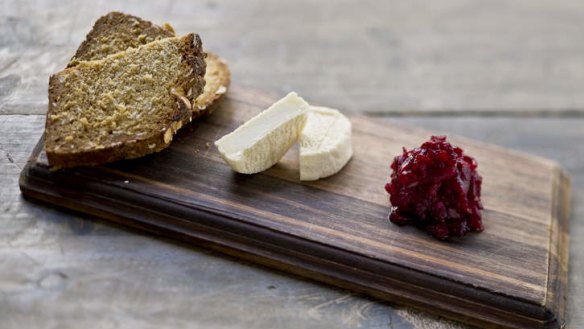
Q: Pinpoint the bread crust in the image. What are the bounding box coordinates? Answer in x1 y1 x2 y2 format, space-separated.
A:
193 52 231 118
45 34 205 168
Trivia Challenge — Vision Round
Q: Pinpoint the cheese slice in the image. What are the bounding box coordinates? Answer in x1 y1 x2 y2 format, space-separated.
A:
215 92 309 174
300 106 353 181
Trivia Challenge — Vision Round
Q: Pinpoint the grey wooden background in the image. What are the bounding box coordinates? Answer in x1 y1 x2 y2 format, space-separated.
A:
1 0 583 328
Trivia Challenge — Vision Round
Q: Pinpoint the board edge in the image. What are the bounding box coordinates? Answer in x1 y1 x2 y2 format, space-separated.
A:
541 167 571 329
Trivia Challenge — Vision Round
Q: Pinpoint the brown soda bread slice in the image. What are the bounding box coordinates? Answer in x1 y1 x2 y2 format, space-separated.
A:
68 11 228 117
45 33 205 168
68 12 175 66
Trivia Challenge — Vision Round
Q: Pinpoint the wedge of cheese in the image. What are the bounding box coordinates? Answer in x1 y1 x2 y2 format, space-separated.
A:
215 92 309 174
300 106 353 181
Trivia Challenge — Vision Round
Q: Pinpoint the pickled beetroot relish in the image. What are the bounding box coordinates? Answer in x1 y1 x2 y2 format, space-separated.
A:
385 136 483 240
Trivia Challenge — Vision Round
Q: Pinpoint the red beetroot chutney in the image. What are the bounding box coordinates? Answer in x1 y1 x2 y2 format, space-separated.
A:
385 136 484 240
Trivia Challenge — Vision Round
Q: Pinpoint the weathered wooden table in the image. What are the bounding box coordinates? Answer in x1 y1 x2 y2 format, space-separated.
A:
1 1 583 328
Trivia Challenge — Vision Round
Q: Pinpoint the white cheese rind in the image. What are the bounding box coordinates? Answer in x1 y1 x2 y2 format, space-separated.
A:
215 92 309 174
299 106 353 181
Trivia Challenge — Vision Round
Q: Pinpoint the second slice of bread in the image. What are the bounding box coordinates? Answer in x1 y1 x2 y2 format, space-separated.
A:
68 12 176 67
45 34 205 168
68 11 228 117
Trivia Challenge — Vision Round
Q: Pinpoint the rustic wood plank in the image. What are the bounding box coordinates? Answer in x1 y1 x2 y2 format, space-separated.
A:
3 0 584 115
18 87 570 328
4 114 584 329
0 115 416 329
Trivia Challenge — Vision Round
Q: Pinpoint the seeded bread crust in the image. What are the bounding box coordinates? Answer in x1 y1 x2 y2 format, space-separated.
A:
193 52 231 118
45 34 204 168
68 12 175 66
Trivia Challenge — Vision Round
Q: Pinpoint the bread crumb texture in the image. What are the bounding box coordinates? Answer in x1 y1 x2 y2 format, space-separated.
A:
45 34 201 166
69 12 175 66
68 11 220 118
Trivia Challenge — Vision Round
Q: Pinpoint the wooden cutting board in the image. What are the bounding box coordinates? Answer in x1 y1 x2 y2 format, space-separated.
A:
19 86 570 329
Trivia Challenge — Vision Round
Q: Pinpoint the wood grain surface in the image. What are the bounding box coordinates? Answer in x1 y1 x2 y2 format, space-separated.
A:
3 1 584 328
5 116 584 329
2 0 584 116
19 86 570 328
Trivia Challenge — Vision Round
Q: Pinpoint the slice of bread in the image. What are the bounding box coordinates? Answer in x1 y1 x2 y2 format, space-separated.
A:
45 33 205 168
68 12 175 67
193 52 231 118
68 11 228 117
67 12 205 126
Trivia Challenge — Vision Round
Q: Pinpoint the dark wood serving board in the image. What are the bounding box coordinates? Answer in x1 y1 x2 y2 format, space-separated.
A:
19 86 570 329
